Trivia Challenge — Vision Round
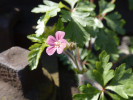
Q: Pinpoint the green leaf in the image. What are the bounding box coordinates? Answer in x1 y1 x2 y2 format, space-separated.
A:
60 1 103 47
99 51 108 62
44 18 64 38
99 0 115 15
93 51 114 87
79 84 98 93
61 1 102 28
60 10 72 22
107 92 127 100
32 0 66 36
44 24 57 38
93 69 103 86
99 92 107 100
64 19 90 47
104 12 126 35
28 43 47 70
103 70 114 86
35 12 50 36
106 63 133 99
123 83 133 97
75 1 96 12
106 85 128 99
73 52 133 100
73 93 100 100
94 28 118 54
73 84 100 100
56 18 64 31
93 18 103 29
32 0 60 15
61 9 92 27
109 64 129 85
64 0 79 9
27 34 45 43
128 0 133 10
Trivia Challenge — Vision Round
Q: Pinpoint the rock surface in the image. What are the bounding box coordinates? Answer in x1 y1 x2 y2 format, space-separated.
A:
0 46 57 100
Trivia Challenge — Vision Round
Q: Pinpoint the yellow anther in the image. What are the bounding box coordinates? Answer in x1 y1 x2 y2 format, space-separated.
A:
54 41 61 47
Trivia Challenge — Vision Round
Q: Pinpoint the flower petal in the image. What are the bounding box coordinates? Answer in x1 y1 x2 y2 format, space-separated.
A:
46 35 56 46
55 31 65 40
60 39 67 48
57 47 64 54
46 46 56 56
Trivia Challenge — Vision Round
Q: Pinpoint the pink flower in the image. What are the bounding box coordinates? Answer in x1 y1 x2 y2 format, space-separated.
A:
46 31 67 56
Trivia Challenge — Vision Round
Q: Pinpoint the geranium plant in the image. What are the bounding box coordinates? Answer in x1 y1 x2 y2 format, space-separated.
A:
27 0 133 99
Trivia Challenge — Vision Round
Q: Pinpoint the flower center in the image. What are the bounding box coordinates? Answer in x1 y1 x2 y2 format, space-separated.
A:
54 40 61 48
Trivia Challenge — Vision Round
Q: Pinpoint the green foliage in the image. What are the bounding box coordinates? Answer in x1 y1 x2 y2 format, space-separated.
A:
106 64 133 99
128 0 133 10
27 1 133 99
99 0 115 15
73 51 133 100
27 34 48 70
60 1 103 47
94 51 114 87
94 28 118 54
129 37 133 53
64 0 79 9
32 0 61 15
73 84 100 100
104 12 126 35
27 34 45 43
28 43 47 70
31 0 67 36
35 12 50 37
64 19 90 47
44 18 64 38
58 48 97 73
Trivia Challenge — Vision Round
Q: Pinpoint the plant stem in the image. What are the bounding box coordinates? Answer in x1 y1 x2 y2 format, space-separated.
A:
90 0 94 3
64 50 79 69
111 0 116 4
98 0 116 21
83 74 103 91
88 39 91 50
98 13 106 21
75 47 83 70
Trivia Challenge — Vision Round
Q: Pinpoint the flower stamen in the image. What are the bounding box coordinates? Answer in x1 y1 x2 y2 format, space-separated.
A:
55 40 61 48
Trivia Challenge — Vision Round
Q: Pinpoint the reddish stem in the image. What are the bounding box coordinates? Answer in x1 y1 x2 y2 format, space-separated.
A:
102 88 105 92
88 39 92 50
98 0 116 21
98 13 106 21
90 0 94 3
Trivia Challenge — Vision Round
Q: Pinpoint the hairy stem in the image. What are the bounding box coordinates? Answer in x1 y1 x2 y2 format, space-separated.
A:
64 50 79 69
75 47 83 70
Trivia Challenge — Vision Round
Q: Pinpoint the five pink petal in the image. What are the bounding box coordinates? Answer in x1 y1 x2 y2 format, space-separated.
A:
46 31 67 56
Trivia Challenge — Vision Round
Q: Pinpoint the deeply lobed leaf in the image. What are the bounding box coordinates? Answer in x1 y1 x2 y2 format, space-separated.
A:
73 51 133 100
73 84 100 100
64 19 90 47
104 12 126 35
28 43 47 70
99 0 115 15
64 0 79 9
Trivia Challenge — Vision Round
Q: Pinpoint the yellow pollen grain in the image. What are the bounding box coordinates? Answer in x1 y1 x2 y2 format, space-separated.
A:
54 41 61 48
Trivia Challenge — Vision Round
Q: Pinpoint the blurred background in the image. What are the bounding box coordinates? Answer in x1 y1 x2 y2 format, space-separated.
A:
0 0 133 100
